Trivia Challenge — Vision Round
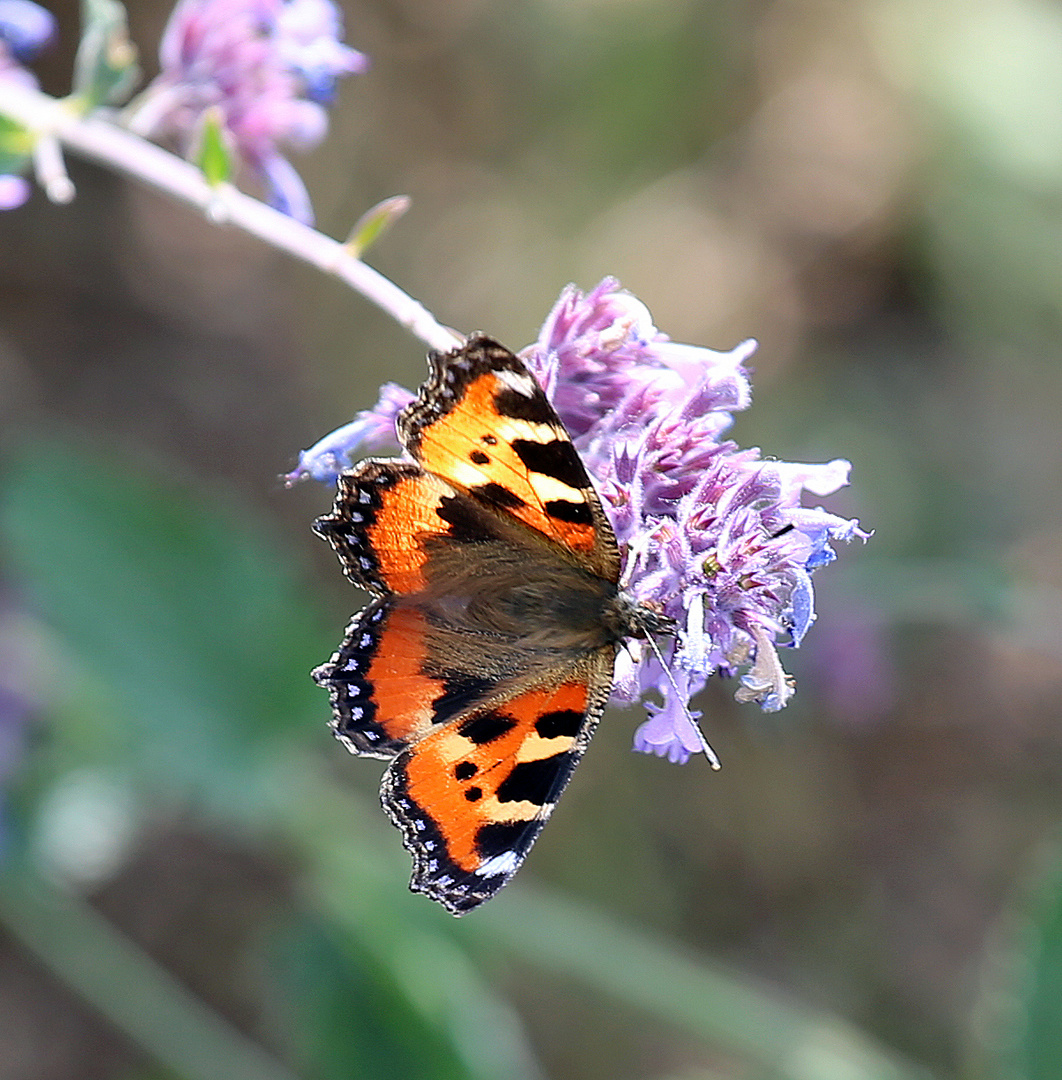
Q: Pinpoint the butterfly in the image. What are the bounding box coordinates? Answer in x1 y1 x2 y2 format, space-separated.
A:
312 335 671 914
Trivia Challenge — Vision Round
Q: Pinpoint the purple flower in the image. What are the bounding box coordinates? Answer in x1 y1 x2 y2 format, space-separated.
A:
295 279 868 764
0 0 56 210
516 280 867 760
0 0 54 64
284 382 411 485
130 0 367 224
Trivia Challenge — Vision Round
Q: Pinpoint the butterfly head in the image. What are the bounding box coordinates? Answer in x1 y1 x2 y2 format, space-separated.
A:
608 591 675 642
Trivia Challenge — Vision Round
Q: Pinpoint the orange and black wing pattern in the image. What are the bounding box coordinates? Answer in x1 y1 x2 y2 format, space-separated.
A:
312 458 536 756
313 600 441 758
383 650 615 914
399 335 620 581
313 461 457 596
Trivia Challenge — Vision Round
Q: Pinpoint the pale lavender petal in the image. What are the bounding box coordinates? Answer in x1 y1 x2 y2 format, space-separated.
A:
143 0 366 221
286 382 411 484
633 688 705 765
786 568 815 646
0 175 29 209
773 458 853 499
258 149 314 223
0 0 55 62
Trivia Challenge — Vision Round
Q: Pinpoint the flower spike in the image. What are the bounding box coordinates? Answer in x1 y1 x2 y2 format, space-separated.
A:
128 0 368 225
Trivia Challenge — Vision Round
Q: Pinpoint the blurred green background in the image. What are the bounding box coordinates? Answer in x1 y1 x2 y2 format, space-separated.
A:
3 0 1062 1078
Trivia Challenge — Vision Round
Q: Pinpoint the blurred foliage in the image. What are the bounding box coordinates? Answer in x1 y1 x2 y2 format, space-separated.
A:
2 0 1062 1078
1 441 323 812
966 847 1062 1080
1013 855 1062 1080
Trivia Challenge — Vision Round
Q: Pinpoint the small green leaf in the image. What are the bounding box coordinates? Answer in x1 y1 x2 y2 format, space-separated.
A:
0 115 34 175
196 108 232 187
73 0 140 109
343 195 411 258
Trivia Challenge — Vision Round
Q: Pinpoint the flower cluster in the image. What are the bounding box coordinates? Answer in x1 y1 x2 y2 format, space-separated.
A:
129 0 367 224
523 281 865 761
292 280 867 764
0 0 56 209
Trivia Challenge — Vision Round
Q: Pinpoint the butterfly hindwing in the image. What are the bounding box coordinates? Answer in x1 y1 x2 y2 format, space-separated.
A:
399 335 621 581
313 592 568 760
382 647 616 914
311 600 437 757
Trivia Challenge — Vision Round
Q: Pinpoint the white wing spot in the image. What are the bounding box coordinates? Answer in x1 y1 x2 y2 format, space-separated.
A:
495 417 562 444
476 851 520 878
450 460 490 487
529 472 585 504
494 369 537 397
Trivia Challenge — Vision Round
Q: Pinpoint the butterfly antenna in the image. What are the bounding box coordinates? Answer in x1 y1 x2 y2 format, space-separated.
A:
642 632 721 770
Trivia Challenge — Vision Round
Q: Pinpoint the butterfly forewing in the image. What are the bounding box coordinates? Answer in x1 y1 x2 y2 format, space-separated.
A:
313 462 458 595
399 335 620 581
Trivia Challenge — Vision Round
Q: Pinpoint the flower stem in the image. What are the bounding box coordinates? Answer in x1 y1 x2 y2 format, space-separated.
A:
0 82 460 352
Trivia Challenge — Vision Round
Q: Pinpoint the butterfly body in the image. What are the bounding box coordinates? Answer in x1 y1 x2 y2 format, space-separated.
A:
313 335 668 913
